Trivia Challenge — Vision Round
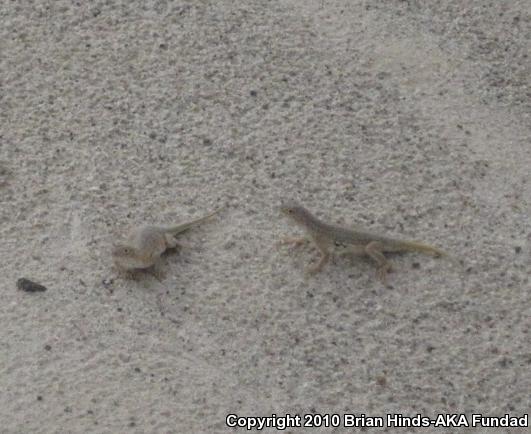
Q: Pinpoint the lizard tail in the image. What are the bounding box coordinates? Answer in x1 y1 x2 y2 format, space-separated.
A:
398 240 463 267
395 240 448 257
165 208 220 235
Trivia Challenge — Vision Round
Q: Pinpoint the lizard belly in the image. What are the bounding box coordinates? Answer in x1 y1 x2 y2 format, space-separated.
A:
334 242 366 255
114 254 155 270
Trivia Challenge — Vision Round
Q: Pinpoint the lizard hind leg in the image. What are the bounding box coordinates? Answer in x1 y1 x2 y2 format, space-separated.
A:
365 241 393 284
164 233 188 250
306 239 331 275
306 251 330 275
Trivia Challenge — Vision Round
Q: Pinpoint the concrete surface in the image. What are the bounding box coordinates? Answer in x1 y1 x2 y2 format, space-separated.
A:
1 0 529 433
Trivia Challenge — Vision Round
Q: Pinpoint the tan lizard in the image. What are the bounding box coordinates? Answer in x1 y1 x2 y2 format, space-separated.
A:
112 209 219 273
279 201 451 283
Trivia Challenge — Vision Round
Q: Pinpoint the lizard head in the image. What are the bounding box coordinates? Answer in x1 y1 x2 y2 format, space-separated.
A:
111 243 153 270
111 243 149 270
111 243 136 258
280 200 312 225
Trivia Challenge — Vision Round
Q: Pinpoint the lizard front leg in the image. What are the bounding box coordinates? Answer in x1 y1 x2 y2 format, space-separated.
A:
145 264 165 282
365 241 393 284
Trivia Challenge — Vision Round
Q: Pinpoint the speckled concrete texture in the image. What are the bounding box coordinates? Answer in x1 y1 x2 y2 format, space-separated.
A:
1 0 529 433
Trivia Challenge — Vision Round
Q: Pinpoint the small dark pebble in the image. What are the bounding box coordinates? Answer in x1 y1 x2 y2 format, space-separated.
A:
376 375 387 387
249 89 257 97
17 278 47 293
202 138 212 146
514 246 521 254
37 396 43 401
412 262 421 269
499 357 510 368
44 345 52 351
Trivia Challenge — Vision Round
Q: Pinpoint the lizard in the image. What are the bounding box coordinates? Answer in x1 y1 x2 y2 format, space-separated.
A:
279 200 452 283
112 208 220 274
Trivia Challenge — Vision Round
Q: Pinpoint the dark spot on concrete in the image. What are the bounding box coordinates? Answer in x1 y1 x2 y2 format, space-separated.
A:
376 375 387 387
499 357 511 368
17 278 47 292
